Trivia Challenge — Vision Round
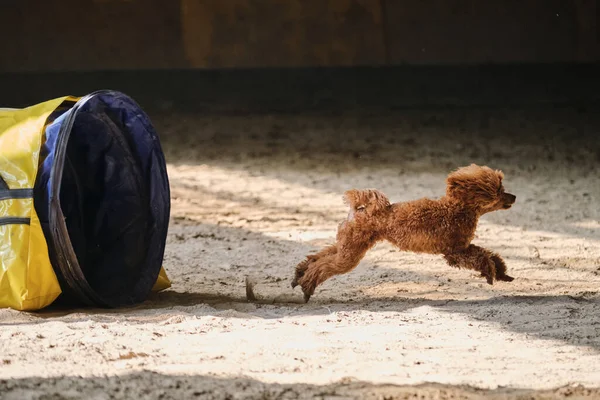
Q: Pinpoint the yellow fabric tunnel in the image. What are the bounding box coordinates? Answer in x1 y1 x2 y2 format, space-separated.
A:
0 91 171 311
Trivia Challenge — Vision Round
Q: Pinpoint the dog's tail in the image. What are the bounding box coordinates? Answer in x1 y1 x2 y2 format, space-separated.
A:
343 189 390 217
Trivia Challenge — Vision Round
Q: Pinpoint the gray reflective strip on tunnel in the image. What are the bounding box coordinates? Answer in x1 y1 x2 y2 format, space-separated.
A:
0 217 31 225
0 188 34 201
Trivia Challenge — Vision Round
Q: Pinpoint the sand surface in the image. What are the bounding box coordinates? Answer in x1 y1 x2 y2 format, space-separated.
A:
2 106 600 399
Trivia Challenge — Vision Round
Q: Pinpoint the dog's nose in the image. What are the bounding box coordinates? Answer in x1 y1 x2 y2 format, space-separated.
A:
505 193 516 204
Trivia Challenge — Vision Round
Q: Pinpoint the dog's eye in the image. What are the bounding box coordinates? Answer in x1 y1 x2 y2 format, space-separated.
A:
356 205 366 211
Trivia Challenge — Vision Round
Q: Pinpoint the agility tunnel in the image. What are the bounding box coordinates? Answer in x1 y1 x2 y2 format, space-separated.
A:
0 90 171 311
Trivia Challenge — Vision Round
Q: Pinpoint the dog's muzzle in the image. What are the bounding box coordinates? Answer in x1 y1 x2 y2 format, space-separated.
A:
502 192 516 209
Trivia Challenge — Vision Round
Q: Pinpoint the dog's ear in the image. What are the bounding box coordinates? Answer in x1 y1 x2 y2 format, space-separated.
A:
366 190 391 214
343 189 390 216
446 164 504 201
495 169 504 185
343 189 362 209
446 165 472 199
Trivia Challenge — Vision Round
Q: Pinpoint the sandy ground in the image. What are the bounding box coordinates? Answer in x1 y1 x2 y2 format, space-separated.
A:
1 105 600 399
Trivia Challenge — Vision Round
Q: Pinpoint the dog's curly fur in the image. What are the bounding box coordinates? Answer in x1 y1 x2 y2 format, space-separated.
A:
291 164 516 302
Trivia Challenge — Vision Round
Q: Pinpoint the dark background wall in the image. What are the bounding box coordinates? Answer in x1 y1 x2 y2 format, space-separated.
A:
0 0 597 72
0 1 597 111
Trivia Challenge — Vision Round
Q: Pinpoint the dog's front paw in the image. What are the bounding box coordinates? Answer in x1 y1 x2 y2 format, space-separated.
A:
481 259 496 285
496 274 514 282
490 254 513 282
480 272 494 285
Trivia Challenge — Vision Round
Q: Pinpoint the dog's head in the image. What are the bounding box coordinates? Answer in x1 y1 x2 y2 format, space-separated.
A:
343 189 391 222
446 164 516 213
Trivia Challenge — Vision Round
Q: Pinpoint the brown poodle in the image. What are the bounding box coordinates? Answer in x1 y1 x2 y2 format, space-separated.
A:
291 164 516 302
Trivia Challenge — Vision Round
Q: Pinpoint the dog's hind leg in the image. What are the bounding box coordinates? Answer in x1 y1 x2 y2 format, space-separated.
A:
443 244 497 285
295 243 371 302
293 223 377 302
292 245 337 289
